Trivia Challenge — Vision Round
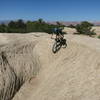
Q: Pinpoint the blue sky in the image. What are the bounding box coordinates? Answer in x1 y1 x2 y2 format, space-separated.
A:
0 0 100 21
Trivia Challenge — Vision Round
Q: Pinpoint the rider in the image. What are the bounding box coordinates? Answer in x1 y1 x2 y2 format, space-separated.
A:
51 27 64 41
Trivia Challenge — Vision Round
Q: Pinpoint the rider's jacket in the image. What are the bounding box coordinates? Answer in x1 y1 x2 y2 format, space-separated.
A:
53 28 62 35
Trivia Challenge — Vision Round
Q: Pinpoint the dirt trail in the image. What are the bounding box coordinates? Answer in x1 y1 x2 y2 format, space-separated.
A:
0 33 100 100
10 33 100 100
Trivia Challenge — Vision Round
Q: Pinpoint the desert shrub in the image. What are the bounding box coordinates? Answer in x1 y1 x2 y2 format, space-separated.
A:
0 24 7 32
98 35 100 39
75 21 96 36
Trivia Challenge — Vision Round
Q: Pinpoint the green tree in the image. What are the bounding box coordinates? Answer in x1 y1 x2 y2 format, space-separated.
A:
75 21 96 36
0 19 64 33
7 19 26 33
8 21 16 28
26 21 36 32
0 24 7 32
16 19 26 32
37 18 45 24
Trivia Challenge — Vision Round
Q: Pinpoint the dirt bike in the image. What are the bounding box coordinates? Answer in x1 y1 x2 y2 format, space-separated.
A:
52 37 67 53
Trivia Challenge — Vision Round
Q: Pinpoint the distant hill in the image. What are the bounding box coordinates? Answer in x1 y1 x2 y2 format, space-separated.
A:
47 21 100 26
0 20 100 26
47 21 80 26
93 22 100 26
